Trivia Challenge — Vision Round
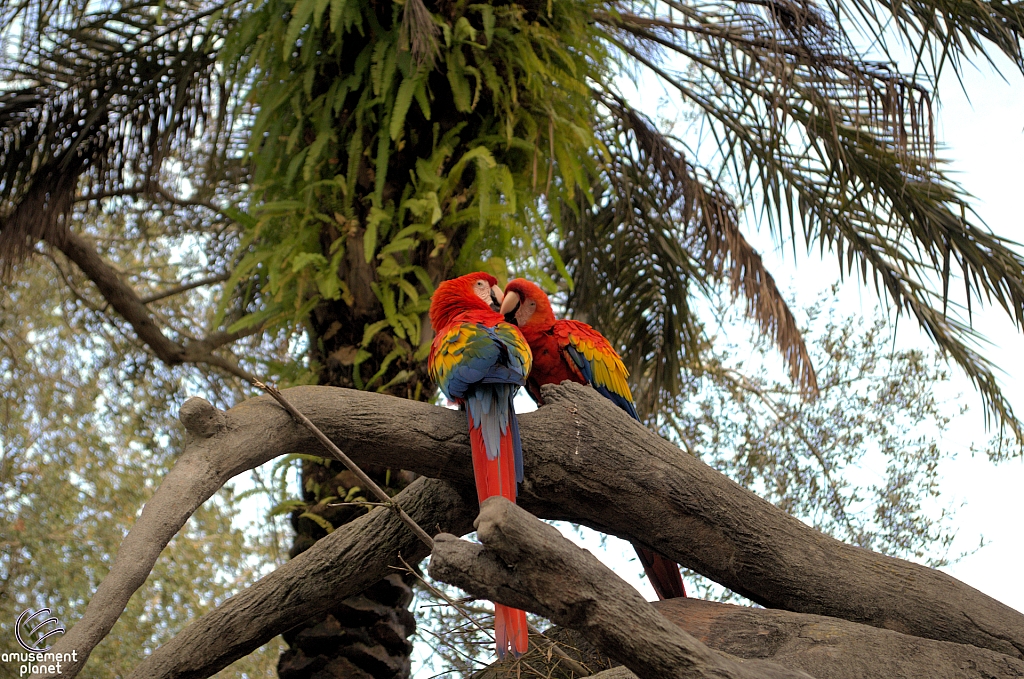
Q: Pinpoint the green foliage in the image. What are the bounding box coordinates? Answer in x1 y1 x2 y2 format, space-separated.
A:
209 0 1024 441
221 0 605 377
0 259 283 678
4 0 1024 436
662 289 1014 599
263 454 375 536
3 0 1024 673
676 290 997 565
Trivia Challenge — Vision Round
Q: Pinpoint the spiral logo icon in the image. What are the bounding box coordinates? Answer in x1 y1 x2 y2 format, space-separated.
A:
15 608 65 652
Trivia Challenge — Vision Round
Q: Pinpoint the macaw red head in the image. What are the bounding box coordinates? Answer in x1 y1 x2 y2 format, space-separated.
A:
429 272 504 330
500 278 556 331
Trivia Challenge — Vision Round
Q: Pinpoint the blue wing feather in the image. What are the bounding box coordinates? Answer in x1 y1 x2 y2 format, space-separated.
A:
434 323 527 400
431 321 529 480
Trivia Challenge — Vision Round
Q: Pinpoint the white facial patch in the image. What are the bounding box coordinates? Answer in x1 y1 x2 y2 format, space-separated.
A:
516 299 537 326
474 279 492 304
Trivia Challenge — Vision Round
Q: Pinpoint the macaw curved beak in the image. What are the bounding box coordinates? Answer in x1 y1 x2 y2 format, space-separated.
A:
489 285 504 313
499 290 521 325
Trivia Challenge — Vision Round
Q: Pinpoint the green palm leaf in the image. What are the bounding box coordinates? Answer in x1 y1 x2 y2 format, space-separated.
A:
0 0 241 269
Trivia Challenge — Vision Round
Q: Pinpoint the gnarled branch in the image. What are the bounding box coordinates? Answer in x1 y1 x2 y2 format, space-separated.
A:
45 382 1024 678
127 478 475 679
429 497 815 679
652 598 1024 679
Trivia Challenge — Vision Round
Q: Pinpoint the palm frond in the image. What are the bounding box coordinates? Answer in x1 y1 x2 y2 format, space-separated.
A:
400 0 440 66
600 95 818 398
557 126 702 417
559 95 815 418
597 0 1024 438
0 0 240 271
824 0 1024 79
559 186 705 420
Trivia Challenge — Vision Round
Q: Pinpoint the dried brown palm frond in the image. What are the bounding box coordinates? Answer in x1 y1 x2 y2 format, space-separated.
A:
399 0 440 66
557 139 704 418
0 0 244 274
819 0 1024 79
4 0 1024 442
559 95 816 419
559 94 811 417
601 94 818 399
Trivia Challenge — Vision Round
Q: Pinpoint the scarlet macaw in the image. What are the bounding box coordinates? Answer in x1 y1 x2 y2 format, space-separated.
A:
499 278 687 600
427 272 532 658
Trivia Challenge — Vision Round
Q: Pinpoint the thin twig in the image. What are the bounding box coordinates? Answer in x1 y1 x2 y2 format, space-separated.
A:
527 628 592 677
326 501 393 509
395 556 593 677
395 555 493 639
253 380 435 549
139 272 231 304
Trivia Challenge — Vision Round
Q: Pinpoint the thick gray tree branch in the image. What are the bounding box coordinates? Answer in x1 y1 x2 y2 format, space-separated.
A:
652 598 1024 679
44 390 478 679
255 380 435 549
429 497 815 679
589 670 637 679
126 477 476 679
43 397 249 677
47 382 1024 678
475 599 1024 679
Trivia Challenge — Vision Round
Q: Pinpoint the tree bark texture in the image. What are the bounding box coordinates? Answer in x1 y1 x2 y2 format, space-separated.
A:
460 534 1024 679
653 598 1024 679
122 478 475 679
472 599 1024 679
278 442 422 679
289 274 432 679
429 496 816 679
48 382 1024 678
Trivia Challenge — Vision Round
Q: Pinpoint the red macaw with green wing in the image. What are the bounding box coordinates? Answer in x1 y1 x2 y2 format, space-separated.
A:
500 278 687 600
427 272 532 658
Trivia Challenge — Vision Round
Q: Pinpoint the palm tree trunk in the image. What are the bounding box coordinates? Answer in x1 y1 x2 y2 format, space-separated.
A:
277 563 417 679
277 291 429 679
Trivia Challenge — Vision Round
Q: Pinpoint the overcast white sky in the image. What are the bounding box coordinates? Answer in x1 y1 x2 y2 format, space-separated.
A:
908 54 1024 613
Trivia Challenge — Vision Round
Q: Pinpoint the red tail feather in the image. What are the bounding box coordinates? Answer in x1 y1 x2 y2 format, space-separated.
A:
469 415 529 657
469 425 518 504
635 545 687 600
500 424 517 502
495 604 529 658
469 425 496 503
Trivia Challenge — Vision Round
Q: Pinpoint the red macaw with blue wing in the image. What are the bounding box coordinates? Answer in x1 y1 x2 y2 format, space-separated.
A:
428 272 532 658
500 278 687 600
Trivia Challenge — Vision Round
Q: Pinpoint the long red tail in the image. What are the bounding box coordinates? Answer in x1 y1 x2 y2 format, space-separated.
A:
494 604 528 658
469 411 529 658
470 419 518 505
635 545 687 600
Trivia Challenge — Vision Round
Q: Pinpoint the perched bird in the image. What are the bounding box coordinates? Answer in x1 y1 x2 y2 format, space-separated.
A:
500 278 687 600
428 272 532 658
